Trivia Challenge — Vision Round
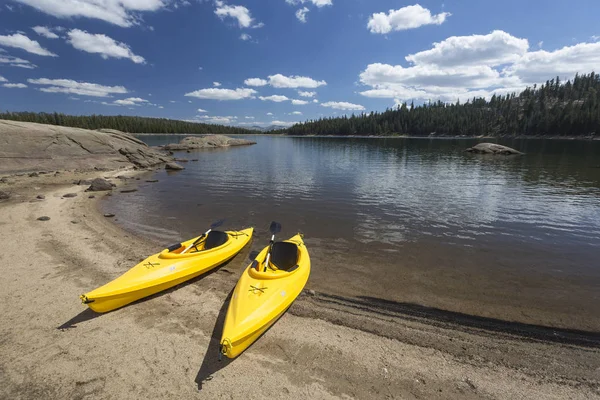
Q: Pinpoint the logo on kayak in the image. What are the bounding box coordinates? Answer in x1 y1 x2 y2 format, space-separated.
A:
249 285 268 295
144 262 160 269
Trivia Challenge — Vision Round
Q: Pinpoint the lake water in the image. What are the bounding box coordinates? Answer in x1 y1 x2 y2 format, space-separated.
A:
104 135 600 329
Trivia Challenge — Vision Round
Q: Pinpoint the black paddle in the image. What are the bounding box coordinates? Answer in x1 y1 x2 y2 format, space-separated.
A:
181 219 226 254
263 221 281 272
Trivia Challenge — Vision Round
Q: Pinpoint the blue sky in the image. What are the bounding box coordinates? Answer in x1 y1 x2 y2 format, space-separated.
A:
1 0 600 128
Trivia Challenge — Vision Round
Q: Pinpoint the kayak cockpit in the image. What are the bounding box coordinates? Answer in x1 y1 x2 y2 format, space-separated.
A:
159 231 232 259
249 239 307 279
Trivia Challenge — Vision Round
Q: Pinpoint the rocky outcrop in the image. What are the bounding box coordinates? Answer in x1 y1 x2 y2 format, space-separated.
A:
163 135 256 151
165 162 185 171
0 120 173 174
465 143 524 155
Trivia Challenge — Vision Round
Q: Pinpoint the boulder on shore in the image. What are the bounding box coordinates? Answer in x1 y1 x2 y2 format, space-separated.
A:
87 178 114 191
164 135 256 151
0 120 173 174
465 143 523 155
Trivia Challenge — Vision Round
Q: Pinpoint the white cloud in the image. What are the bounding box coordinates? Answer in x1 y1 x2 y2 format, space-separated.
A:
405 30 529 67
368 4 450 34
14 0 167 28
505 41 600 84
295 7 309 23
193 114 238 125
0 33 57 56
158 105 164 109
113 97 148 106
185 87 257 100
3 83 28 88
197 108 208 112
358 30 600 103
259 95 289 102
32 26 59 39
28 78 128 97
0 54 37 69
591 35 600 42
292 99 309 105
271 120 298 127
313 99 319 103
286 0 332 8
245 116 254 119
213 82 221 87
240 33 251 41
290 111 302 115
244 77 268 86
0 76 7 82
67 29 145 64
322 101 365 111
268 74 326 88
298 90 316 97
266 112 273 116
214 1 261 29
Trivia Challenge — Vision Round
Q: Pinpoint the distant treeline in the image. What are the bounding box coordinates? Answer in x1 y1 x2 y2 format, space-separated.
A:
0 112 254 135
281 72 600 137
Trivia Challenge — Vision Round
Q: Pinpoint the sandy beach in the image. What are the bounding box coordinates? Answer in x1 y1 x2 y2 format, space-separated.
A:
1 168 599 400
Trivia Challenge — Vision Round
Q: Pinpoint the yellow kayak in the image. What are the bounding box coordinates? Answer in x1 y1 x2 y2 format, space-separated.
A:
81 227 254 313
220 233 310 358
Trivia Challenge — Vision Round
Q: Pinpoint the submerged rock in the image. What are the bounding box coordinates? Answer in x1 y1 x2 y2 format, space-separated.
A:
165 162 185 171
87 178 113 191
164 135 256 151
37 216 51 221
465 143 523 155
63 193 78 198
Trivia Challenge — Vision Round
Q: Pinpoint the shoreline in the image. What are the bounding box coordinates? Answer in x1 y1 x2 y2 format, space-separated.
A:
1 171 599 399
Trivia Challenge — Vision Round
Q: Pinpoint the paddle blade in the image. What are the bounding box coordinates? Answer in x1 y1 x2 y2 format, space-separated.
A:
269 221 282 235
210 219 226 229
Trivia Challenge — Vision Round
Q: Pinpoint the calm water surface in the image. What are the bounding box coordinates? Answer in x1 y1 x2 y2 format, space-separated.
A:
104 135 600 326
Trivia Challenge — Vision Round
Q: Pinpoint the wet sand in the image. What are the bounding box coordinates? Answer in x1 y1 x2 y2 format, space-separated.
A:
1 172 599 399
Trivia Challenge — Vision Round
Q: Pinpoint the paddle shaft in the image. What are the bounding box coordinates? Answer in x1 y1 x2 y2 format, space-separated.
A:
181 228 211 254
263 233 275 272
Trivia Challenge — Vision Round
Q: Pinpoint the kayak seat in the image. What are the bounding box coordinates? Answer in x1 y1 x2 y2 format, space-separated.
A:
270 242 299 271
204 231 229 250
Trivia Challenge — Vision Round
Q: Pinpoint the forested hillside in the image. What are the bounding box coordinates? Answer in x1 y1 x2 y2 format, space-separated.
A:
282 72 600 137
0 112 253 135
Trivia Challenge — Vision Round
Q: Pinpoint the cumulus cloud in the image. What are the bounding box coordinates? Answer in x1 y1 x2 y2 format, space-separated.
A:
14 0 167 27
213 82 221 87
0 76 7 82
113 97 149 106
368 4 450 34
268 74 326 88
358 30 600 103
67 29 145 64
3 83 28 88
240 33 251 41
291 99 309 105
193 115 238 125
266 112 273 116
290 111 302 115
321 101 365 111
259 95 289 102
244 77 268 86
28 78 128 97
214 1 262 29
185 87 257 100
0 33 57 56
405 30 529 67
298 90 316 97
197 108 208 112
32 26 59 39
295 7 309 23
271 120 298 127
